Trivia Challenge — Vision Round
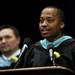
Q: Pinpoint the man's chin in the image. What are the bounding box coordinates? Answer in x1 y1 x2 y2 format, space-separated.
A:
41 34 54 39
1 48 11 52
41 34 50 38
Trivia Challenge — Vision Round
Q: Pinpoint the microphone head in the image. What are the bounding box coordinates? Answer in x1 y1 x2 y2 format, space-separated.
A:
23 37 32 47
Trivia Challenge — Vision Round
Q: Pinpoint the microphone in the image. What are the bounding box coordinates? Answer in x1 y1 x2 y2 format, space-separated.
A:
47 45 55 66
14 37 32 68
19 37 32 58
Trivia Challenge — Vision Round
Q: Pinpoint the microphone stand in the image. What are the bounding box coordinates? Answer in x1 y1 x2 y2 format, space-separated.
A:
49 48 56 66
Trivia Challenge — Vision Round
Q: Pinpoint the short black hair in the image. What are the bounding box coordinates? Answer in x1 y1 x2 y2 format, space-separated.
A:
42 6 64 21
0 24 20 38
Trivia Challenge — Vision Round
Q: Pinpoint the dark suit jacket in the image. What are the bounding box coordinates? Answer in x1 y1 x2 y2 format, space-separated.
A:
16 38 75 71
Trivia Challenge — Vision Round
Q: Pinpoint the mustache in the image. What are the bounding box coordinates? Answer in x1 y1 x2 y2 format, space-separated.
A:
39 27 51 31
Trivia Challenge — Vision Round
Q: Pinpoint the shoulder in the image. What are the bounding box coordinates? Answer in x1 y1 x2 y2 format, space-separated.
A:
59 38 75 47
30 41 44 52
31 41 41 48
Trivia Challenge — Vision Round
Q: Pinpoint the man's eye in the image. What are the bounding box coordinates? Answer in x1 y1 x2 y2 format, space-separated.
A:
0 38 2 41
40 18 44 23
47 17 55 23
5 36 11 39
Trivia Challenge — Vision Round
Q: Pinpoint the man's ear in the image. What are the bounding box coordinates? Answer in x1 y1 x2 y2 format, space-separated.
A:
60 22 65 29
17 37 20 45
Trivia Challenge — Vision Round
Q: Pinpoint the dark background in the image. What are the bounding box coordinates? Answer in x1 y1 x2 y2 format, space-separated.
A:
0 0 74 46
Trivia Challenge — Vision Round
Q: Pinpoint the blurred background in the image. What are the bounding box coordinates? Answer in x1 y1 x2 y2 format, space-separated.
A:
0 0 74 47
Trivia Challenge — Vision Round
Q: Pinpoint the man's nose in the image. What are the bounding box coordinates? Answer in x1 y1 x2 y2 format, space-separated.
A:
2 38 6 43
41 20 47 27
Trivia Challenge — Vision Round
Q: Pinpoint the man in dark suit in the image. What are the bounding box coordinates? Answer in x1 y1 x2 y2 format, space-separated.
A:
16 6 75 71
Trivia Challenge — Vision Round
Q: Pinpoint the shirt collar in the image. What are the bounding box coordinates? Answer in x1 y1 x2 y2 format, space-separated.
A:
2 49 21 60
0 49 21 67
8 49 21 60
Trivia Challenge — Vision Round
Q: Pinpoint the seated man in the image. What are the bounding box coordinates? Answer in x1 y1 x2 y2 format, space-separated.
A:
0 25 21 69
